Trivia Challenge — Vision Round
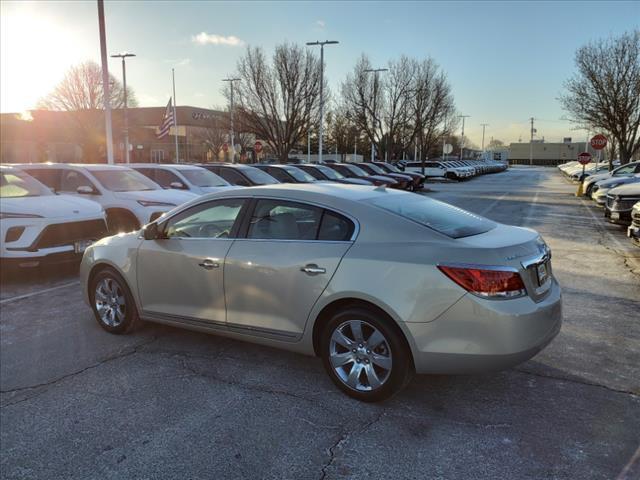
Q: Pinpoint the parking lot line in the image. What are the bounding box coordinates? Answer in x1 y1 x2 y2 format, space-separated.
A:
0 281 79 305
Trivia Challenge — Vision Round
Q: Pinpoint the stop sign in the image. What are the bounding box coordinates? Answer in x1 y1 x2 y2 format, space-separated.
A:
578 151 592 165
254 141 263 153
222 143 229 152
590 134 607 150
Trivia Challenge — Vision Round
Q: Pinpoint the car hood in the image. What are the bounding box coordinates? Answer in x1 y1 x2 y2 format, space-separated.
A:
1 194 103 218
367 175 398 184
596 175 640 188
607 182 640 196
112 189 197 205
585 172 611 185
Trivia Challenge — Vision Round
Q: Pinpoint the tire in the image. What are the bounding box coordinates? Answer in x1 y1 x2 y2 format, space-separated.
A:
107 211 139 235
320 307 413 402
89 267 140 334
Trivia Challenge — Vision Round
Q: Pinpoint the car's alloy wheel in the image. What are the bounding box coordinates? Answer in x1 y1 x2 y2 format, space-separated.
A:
95 277 126 328
329 320 393 391
90 268 139 334
321 307 413 402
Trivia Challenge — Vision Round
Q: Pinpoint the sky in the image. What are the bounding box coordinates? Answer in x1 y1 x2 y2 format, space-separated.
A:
1 0 638 146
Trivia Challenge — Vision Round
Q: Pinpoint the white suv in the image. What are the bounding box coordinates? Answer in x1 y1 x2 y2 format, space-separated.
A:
15 164 196 233
1 165 107 268
129 163 238 195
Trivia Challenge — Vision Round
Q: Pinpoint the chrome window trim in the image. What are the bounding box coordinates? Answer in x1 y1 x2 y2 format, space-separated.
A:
155 194 360 242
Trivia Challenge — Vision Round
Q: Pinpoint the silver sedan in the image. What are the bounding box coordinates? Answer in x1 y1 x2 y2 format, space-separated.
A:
80 184 562 402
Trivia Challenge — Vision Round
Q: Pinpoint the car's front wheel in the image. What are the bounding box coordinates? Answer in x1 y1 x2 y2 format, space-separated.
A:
90 267 139 334
320 307 413 402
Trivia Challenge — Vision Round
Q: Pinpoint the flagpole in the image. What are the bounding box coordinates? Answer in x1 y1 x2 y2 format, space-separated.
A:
172 68 180 163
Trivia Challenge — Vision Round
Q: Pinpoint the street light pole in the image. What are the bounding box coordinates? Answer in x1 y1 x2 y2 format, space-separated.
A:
364 68 388 162
97 0 114 164
480 123 489 151
458 114 470 161
110 52 135 163
222 78 241 163
306 40 339 164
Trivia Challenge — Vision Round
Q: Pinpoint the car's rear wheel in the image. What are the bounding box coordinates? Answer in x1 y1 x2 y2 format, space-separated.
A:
90 268 139 334
320 307 413 402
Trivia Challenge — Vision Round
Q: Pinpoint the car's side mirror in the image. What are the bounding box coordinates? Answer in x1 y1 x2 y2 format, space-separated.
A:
77 185 94 195
142 222 160 240
170 181 187 190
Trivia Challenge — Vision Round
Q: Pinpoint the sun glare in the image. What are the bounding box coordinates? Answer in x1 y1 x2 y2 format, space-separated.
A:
0 10 89 113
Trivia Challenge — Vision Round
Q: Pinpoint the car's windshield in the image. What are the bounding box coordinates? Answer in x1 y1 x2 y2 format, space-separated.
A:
316 165 344 179
241 167 280 184
367 194 496 238
181 168 229 187
284 167 316 182
382 164 399 173
344 164 368 177
364 163 387 175
0 170 53 198
91 169 160 192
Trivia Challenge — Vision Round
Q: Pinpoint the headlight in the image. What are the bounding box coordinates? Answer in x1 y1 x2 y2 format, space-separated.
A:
0 212 44 219
137 200 176 207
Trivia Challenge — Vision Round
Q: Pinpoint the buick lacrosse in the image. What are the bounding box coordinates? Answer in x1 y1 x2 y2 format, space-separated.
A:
81 183 562 402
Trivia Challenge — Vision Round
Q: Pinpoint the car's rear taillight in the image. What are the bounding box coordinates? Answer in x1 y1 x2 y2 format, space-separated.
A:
437 265 527 299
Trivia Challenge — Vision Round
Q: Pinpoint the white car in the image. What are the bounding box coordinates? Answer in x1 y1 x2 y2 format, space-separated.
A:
1 165 107 268
15 164 197 233
591 174 640 205
129 163 238 195
582 161 640 196
401 161 447 179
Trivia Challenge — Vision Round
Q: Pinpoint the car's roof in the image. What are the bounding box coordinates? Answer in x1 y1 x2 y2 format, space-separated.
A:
129 163 202 170
14 163 133 171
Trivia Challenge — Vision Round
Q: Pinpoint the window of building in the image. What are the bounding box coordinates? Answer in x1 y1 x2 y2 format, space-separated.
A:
151 150 165 163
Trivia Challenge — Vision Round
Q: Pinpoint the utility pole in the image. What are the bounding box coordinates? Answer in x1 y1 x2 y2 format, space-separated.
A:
306 40 339 164
480 123 489 151
364 68 388 162
97 0 114 164
529 117 535 166
172 68 179 163
458 115 470 161
353 136 357 162
307 130 311 163
222 78 241 163
111 52 135 163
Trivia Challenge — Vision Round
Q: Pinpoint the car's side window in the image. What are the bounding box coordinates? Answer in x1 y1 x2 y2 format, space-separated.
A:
615 165 634 175
267 168 291 182
23 169 62 191
164 199 246 239
248 200 322 240
155 169 182 188
60 170 96 193
135 168 156 182
220 169 250 186
318 210 355 241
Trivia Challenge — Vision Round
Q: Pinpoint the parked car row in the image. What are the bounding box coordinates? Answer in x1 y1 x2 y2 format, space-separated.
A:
0 160 421 268
397 158 508 181
557 160 640 247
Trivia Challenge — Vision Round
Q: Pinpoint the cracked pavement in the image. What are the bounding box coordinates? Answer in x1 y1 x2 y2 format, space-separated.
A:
1 167 639 479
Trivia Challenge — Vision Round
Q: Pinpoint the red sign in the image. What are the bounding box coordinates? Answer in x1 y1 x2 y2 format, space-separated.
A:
590 134 607 150
254 141 263 153
578 151 592 165
222 143 229 152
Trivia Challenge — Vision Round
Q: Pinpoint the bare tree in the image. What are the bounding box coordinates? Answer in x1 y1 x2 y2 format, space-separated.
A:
560 30 640 164
194 110 229 161
486 138 506 149
38 61 137 162
231 43 322 163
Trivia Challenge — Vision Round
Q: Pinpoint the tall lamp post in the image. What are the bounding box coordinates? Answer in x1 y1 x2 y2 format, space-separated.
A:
364 68 388 161
306 40 339 164
222 78 241 163
458 114 470 161
110 52 135 163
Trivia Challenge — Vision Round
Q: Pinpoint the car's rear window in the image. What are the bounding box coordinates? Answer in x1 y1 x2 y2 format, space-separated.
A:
367 194 496 238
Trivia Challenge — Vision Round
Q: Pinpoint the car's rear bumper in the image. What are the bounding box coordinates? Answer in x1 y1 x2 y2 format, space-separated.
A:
405 279 562 374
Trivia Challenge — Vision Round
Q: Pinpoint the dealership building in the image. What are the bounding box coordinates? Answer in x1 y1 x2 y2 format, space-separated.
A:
508 140 599 166
0 106 253 164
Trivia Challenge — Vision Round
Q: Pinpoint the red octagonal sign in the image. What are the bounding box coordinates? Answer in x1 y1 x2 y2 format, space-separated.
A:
578 151 592 165
254 141 263 153
590 134 607 150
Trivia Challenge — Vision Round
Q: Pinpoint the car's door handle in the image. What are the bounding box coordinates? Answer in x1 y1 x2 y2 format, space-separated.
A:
301 264 326 275
198 259 220 270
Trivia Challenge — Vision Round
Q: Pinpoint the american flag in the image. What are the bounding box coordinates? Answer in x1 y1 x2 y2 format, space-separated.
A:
156 98 174 139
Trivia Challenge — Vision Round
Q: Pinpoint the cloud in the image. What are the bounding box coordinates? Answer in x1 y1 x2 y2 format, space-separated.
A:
316 20 325 29
191 32 244 47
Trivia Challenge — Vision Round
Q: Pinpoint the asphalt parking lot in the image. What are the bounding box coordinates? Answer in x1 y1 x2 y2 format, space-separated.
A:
1 166 639 480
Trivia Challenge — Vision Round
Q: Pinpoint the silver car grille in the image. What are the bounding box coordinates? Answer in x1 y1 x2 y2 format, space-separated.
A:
610 196 640 212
